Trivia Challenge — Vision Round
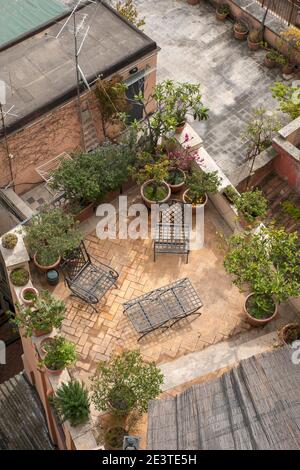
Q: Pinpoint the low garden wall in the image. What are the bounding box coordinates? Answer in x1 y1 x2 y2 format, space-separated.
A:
273 116 300 189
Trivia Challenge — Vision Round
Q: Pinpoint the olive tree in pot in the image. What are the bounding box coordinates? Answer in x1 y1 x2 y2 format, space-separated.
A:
11 290 66 337
25 208 82 271
233 189 268 227
183 169 221 212
90 350 164 418
41 336 77 375
51 380 90 427
134 153 171 207
224 227 300 326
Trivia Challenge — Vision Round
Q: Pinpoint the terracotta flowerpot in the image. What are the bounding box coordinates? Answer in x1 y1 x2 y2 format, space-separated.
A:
187 0 199 5
182 189 208 214
44 365 63 376
278 323 300 347
247 37 260 51
264 56 276 68
140 180 171 208
33 326 53 338
216 11 228 21
20 286 39 306
282 63 294 75
40 337 55 357
233 25 248 40
244 293 278 327
33 253 61 272
167 169 186 193
175 122 186 134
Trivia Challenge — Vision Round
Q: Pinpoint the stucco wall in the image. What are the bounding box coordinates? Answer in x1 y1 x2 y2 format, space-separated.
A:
0 51 158 195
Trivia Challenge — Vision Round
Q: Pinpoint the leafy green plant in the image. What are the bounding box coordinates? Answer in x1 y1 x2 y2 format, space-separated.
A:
235 189 268 223
94 74 129 137
224 227 300 310
10 268 29 287
271 82 300 119
246 293 275 320
25 208 82 266
217 4 230 15
223 185 238 204
41 336 77 371
51 380 90 427
114 0 145 30
185 170 221 205
135 154 170 201
281 200 300 219
11 290 66 337
265 49 286 65
90 350 164 415
166 168 185 186
2 233 18 249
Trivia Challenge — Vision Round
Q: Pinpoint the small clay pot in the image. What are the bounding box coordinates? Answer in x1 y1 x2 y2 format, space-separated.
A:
20 286 39 306
244 293 278 327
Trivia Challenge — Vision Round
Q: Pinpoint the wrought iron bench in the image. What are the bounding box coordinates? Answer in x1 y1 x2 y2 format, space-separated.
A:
61 242 119 311
123 277 202 341
153 200 190 263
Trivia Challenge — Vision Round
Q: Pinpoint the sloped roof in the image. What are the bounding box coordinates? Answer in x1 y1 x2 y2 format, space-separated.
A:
0 373 54 450
0 0 68 47
147 346 300 450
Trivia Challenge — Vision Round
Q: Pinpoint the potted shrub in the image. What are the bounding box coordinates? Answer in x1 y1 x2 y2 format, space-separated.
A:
183 170 221 211
166 135 198 172
233 21 249 40
247 28 263 51
278 323 300 347
11 290 66 337
10 267 29 287
41 336 77 375
264 49 285 68
105 426 127 451
1 233 18 250
216 4 230 21
224 228 300 326
20 286 39 306
165 167 186 193
234 189 268 227
51 380 90 427
25 208 82 271
135 154 171 207
90 350 164 416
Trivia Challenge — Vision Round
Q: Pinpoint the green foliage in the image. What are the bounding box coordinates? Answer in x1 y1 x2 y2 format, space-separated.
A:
217 4 230 15
114 0 145 30
223 185 238 203
265 49 286 65
224 227 300 305
51 144 134 209
241 107 281 160
25 208 82 266
42 336 77 371
90 350 164 415
166 168 185 186
51 380 90 427
234 189 268 223
271 82 300 120
246 293 275 319
185 170 221 204
134 152 169 201
11 290 66 337
10 268 29 286
281 200 300 219
94 74 129 136
2 233 18 249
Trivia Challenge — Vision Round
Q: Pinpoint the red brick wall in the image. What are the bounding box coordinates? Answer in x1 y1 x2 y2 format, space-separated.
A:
273 142 300 189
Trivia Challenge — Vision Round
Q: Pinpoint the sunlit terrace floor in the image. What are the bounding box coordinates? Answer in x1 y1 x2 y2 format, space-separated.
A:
32 189 299 382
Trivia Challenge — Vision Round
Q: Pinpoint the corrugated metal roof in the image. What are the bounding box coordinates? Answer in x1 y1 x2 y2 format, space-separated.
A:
0 0 68 47
147 346 300 450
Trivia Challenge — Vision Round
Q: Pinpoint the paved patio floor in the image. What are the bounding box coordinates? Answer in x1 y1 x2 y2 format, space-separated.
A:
136 0 288 177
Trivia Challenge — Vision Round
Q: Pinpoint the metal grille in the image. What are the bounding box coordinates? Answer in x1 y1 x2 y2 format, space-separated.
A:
256 0 300 25
124 277 203 341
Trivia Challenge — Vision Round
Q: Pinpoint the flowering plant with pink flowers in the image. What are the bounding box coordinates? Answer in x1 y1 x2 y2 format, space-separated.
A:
166 134 203 171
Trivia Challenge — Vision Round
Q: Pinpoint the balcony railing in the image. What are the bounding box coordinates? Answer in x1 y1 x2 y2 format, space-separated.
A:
256 0 300 25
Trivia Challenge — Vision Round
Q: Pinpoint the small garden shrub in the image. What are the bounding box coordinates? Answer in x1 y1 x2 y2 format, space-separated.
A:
51 380 90 427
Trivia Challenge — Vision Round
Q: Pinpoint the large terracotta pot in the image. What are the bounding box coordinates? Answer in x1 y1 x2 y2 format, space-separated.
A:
33 253 61 272
182 189 208 214
44 365 63 376
140 180 171 208
244 293 278 327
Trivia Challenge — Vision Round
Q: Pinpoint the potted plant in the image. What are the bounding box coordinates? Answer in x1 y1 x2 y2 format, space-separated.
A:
224 228 300 326
247 28 263 51
223 185 239 204
10 267 29 287
51 380 90 427
264 49 285 68
90 350 164 416
20 286 39 306
279 27 300 75
41 336 77 375
134 154 171 207
165 167 186 193
11 290 66 337
234 189 268 227
1 233 18 250
278 323 300 347
104 426 127 450
216 4 230 21
233 21 249 40
183 170 221 211
25 208 82 271
166 135 198 172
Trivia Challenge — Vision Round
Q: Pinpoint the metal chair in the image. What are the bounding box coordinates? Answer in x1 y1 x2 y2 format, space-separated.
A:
61 242 119 311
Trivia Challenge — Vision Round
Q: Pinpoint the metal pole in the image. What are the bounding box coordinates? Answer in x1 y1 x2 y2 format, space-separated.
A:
0 103 14 190
73 11 85 150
